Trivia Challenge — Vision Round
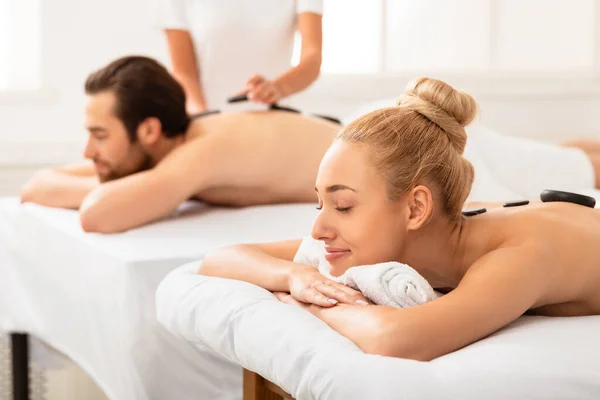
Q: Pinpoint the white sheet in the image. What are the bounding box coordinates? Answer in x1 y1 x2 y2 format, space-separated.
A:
0 198 318 400
157 260 600 400
344 97 596 202
2 120 597 399
465 123 595 201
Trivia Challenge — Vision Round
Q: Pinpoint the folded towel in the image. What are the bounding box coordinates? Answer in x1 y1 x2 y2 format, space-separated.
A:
318 261 439 309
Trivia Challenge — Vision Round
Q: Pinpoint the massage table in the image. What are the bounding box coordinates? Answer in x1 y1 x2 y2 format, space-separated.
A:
2 121 598 399
0 198 318 399
157 232 600 400
155 134 600 400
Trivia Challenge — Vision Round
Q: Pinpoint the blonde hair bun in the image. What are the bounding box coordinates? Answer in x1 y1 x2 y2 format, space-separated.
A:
396 77 478 154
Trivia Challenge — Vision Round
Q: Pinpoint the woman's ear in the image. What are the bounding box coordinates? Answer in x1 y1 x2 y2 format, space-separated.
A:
406 185 434 231
136 117 162 146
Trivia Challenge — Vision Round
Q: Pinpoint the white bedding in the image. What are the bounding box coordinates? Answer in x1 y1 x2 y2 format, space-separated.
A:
465 123 596 201
0 198 318 400
347 98 597 202
157 260 600 400
156 173 600 399
2 119 598 399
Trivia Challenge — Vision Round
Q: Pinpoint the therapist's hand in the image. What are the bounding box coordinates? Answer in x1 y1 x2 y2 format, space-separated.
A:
244 75 283 105
187 100 207 115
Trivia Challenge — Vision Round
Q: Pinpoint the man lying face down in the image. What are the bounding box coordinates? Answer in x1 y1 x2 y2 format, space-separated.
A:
20 56 600 234
20 56 340 233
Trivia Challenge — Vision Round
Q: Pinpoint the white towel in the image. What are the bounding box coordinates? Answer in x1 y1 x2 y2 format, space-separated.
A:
318 261 439 309
292 237 439 308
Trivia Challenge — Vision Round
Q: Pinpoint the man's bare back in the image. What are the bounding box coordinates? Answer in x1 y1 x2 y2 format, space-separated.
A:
20 56 343 232
462 202 600 317
21 105 340 232
183 111 339 205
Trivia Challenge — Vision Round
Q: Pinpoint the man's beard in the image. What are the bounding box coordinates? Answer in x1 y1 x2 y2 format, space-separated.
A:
96 153 153 183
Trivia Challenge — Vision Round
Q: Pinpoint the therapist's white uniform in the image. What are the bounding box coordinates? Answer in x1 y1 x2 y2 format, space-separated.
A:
154 0 323 110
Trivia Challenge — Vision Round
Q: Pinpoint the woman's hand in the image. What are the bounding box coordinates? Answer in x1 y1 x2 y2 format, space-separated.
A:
274 291 326 319
274 291 312 309
243 75 283 105
287 265 370 307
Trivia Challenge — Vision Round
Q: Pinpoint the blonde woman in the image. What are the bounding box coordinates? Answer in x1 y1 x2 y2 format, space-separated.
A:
198 78 600 360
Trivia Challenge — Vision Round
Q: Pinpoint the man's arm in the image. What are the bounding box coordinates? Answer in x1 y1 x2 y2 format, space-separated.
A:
20 163 99 209
79 137 225 233
302 245 549 361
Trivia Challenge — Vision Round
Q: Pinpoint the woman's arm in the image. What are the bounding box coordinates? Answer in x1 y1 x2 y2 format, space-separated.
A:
276 292 396 353
200 240 370 306
164 29 207 114
199 240 303 292
287 245 550 361
245 12 322 104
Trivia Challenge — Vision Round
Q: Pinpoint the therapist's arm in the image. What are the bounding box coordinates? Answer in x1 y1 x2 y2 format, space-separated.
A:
165 29 207 114
245 12 322 104
274 12 322 97
20 163 99 209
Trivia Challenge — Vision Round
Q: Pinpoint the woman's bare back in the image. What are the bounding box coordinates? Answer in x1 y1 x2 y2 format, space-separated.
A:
467 202 600 317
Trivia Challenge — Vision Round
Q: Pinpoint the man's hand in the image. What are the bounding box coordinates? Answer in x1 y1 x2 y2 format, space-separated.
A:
20 164 98 209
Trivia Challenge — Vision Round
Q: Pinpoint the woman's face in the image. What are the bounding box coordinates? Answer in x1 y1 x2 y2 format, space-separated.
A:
312 140 409 276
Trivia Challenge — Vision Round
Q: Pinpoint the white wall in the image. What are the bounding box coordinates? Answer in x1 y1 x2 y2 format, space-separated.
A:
0 0 599 394
1 0 600 176
0 0 170 165
290 75 600 141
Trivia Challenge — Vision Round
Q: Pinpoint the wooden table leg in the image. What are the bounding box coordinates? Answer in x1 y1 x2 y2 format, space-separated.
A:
243 369 293 400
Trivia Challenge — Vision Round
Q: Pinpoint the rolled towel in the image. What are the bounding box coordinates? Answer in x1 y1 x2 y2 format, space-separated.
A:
292 237 439 308
318 261 439 309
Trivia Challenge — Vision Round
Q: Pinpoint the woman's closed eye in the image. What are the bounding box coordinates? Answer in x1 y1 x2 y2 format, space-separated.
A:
315 204 352 212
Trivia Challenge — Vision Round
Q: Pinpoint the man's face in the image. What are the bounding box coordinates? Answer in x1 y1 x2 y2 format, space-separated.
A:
83 91 151 182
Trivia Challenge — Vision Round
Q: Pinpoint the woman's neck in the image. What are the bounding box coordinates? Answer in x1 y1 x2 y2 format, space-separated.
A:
399 215 482 289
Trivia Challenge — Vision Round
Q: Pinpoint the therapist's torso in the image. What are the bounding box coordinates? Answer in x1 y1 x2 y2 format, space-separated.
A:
170 0 316 109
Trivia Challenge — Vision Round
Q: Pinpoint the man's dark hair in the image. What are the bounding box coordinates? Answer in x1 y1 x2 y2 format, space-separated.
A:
84 55 190 140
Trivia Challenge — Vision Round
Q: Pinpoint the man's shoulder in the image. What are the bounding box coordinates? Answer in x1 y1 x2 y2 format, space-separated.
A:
157 133 212 169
